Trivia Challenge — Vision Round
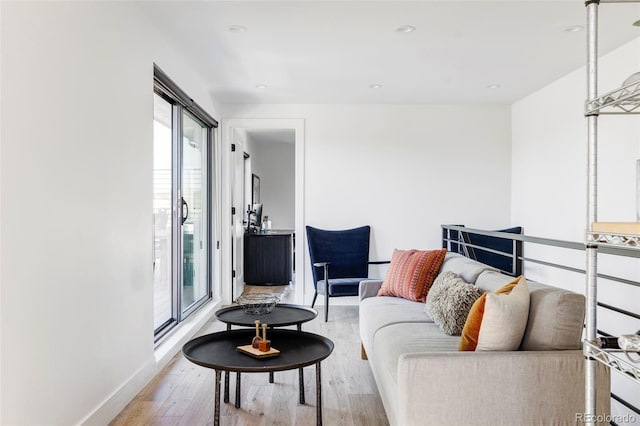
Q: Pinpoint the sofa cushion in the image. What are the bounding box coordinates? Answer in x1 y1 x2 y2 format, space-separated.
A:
359 295 434 353
377 249 446 302
477 271 585 350
440 252 499 284
459 276 530 351
367 322 459 426
425 271 483 335
520 286 585 350
475 270 516 293
373 322 460 384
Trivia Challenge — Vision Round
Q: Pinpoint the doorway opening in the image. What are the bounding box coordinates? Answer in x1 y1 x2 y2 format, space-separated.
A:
221 119 305 306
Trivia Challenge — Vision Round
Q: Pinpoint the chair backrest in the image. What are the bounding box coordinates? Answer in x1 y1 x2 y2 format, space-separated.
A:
306 225 371 288
466 226 523 276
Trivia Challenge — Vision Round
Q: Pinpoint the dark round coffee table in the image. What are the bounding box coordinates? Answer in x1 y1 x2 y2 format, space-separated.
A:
215 303 318 405
183 329 334 426
215 303 318 331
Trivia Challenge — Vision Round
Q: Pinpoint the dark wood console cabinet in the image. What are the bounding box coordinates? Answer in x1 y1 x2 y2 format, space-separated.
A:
243 230 293 285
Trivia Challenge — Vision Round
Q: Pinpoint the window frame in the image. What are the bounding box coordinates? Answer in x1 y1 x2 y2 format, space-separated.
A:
153 64 217 341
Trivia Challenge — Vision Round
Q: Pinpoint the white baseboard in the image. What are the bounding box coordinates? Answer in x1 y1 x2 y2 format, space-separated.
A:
80 299 221 425
79 359 155 426
154 300 220 370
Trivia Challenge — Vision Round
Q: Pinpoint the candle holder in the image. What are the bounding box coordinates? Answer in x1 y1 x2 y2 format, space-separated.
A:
237 322 280 359
259 323 272 352
252 320 262 348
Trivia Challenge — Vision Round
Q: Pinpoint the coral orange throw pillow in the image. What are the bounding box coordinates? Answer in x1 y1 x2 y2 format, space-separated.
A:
377 249 447 302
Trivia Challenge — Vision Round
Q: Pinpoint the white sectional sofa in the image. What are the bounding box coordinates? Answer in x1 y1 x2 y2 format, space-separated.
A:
359 252 610 426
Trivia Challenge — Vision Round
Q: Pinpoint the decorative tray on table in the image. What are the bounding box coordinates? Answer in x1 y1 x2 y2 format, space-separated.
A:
237 345 280 358
237 320 280 358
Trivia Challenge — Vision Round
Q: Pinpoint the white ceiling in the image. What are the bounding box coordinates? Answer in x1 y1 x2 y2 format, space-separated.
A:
138 1 640 105
246 128 295 144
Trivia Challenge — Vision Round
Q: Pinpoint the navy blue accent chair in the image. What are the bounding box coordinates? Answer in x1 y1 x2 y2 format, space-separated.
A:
306 225 372 322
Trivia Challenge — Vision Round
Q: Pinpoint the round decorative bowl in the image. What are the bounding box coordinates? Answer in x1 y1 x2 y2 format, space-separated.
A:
236 294 280 315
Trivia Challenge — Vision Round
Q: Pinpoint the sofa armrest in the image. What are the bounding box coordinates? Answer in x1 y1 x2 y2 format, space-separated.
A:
396 350 610 426
359 279 383 301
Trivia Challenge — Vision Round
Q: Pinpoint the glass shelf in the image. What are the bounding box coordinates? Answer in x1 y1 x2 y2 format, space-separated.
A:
584 341 640 385
585 79 640 115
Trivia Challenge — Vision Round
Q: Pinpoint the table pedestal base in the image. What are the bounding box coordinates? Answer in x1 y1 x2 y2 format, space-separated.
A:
214 364 322 426
224 368 306 407
214 371 221 426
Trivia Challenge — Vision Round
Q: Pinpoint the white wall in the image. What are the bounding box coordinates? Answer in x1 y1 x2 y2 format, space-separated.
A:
222 104 513 301
511 37 640 422
512 37 640 241
1 2 220 425
248 136 295 230
240 132 296 231
511 36 640 285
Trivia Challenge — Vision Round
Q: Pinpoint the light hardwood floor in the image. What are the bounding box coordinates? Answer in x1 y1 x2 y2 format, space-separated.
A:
110 305 389 426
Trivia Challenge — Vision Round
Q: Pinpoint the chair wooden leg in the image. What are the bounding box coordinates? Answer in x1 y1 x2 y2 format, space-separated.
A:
324 294 329 322
323 265 330 322
311 291 318 308
361 343 368 360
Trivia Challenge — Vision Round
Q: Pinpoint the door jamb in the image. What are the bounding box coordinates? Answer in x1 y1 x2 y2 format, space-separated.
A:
220 118 305 305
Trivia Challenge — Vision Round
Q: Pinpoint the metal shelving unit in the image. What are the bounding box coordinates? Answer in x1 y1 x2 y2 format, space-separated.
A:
589 230 640 249
585 78 640 114
584 0 640 424
584 342 640 384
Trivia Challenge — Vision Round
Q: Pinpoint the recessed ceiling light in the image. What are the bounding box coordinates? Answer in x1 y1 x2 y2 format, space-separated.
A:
564 25 584 33
395 25 415 33
486 84 501 89
256 84 268 89
369 84 382 89
228 25 247 33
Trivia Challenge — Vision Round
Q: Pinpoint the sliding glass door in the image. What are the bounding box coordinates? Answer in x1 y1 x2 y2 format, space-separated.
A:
153 94 174 332
181 111 209 314
153 82 215 339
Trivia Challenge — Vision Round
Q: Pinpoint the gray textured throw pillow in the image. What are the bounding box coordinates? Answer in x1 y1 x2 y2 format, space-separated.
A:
425 271 484 336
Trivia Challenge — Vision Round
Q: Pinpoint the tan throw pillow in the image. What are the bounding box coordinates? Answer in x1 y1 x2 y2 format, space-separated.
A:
377 249 447 302
459 276 530 351
425 271 483 336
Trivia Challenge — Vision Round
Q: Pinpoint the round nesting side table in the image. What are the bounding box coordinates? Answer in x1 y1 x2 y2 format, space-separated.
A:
214 304 318 405
183 329 334 426
215 303 318 331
